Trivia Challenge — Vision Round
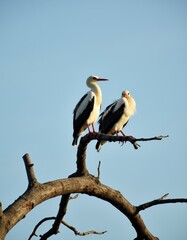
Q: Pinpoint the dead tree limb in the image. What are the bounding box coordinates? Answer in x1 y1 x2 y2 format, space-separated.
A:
69 133 169 178
29 217 106 240
39 194 70 240
84 133 169 150
23 153 39 188
1 134 186 240
0 172 159 240
29 217 55 240
62 220 107 236
136 193 187 213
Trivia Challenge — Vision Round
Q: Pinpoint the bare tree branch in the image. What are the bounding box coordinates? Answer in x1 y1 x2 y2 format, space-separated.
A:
97 161 101 179
28 216 107 240
62 220 107 236
70 136 90 177
136 193 187 213
69 134 169 177
2 160 186 240
85 133 169 149
2 133 186 240
39 194 70 240
23 153 38 188
1 173 158 240
28 217 55 240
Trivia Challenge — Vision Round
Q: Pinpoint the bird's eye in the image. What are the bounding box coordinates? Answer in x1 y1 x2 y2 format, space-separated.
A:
93 77 96 80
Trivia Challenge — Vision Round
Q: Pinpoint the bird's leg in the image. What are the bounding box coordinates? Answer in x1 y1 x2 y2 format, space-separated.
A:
120 131 135 145
120 130 126 136
115 131 121 144
91 123 98 134
87 124 98 135
87 125 92 134
121 131 135 139
120 131 126 146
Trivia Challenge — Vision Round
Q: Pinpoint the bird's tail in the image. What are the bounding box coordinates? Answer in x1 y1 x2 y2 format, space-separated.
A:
72 137 78 146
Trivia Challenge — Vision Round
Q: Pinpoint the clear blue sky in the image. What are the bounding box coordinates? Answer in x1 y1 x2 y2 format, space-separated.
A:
1 1 187 239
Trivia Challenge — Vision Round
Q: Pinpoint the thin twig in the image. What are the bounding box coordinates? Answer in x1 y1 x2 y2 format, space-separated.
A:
28 217 107 240
28 217 55 240
62 220 107 236
136 193 187 213
97 161 101 179
159 193 169 200
70 194 79 200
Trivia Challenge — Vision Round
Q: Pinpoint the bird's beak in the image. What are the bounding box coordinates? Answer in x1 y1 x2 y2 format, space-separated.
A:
97 78 109 81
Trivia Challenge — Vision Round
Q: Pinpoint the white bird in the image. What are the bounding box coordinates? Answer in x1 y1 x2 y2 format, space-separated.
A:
95 90 136 151
72 75 108 146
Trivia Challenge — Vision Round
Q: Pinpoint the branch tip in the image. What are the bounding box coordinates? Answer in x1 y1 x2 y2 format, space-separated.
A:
62 220 107 236
22 153 38 188
136 194 187 213
70 194 79 200
159 193 169 200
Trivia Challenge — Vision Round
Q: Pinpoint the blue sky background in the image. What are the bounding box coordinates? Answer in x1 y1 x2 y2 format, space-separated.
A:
0 0 187 239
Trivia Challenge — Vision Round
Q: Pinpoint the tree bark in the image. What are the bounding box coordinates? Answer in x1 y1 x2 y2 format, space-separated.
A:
0 175 157 240
1 134 186 240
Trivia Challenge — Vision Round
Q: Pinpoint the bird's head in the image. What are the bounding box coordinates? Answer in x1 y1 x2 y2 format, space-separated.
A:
86 75 108 86
122 90 131 98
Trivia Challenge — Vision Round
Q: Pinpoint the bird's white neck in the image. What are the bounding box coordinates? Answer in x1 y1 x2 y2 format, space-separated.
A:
90 82 102 105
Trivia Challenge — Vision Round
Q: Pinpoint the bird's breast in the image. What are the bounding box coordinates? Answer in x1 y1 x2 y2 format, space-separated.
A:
87 103 100 125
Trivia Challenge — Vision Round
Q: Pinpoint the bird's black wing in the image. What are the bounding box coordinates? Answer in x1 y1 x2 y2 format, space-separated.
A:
73 93 88 116
99 102 125 134
73 93 95 138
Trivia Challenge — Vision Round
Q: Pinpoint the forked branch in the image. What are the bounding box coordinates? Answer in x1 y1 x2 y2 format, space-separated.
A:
39 194 70 240
3 133 186 240
70 133 169 177
29 217 107 240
